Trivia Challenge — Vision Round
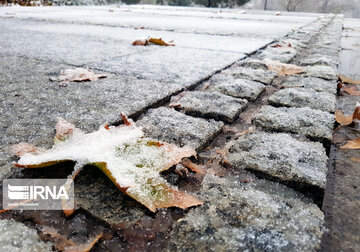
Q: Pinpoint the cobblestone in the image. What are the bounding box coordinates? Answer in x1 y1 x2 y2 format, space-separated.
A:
279 76 337 94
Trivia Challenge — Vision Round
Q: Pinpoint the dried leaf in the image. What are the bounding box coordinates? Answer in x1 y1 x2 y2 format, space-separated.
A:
263 59 304 76
50 68 107 82
132 38 175 46
335 103 360 126
339 75 360 85
181 158 207 175
343 86 360 95
134 26 145 30
341 137 360 149
14 117 202 212
335 109 354 126
11 142 41 156
64 233 103 252
132 39 148 46
351 157 360 162
148 38 175 46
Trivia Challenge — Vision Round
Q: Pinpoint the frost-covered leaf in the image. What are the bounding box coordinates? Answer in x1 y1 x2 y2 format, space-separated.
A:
132 37 175 46
49 68 107 82
14 118 202 212
263 59 304 76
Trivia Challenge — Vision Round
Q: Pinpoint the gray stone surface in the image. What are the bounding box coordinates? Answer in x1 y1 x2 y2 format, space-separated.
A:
303 65 338 80
0 219 52 252
268 87 336 112
168 174 324 252
254 105 334 141
300 54 339 68
137 107 224 151
259 46 297 63
225 66 277 85
280 76 337 94
207 74 266 101
172 91 247 123
227 132 328 189
0 55 183 160
75 166 146 227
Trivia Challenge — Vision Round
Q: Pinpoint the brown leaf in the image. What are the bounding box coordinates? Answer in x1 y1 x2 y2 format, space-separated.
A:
351 157 360 162
181 158 207 175
132 39 148 46
341 137 360 149
339 75 360 85
50 68 107 82
64 233 103 252
134 26 145 30
343 86 360 95
263 59 304 76
11 142 41 156
335 103 360 126
148 38 175 46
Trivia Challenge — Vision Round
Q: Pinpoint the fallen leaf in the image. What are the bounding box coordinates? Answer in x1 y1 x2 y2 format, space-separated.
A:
263 59 304 76
132 39 148 46
353 43 360 48
343 86 360 95
351 157 360 162
335 103 360 126
132 38 175 46
50 68 107 82
14 116 202 212
181 158 207 175
64 233 103 252
134 26 145 30
341 137 360 149
11 142 42 156
148 38 175 46
339 75 360 85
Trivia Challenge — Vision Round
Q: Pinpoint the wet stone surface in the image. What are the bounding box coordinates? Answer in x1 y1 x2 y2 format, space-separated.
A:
171 91 247 123
224 66 277 85
226 132 328 190
0 219 52 252
268 87 336 112
137 107 224 151
279 76 337 94
206 74 265 101
168 174 324 252
254 105 334 141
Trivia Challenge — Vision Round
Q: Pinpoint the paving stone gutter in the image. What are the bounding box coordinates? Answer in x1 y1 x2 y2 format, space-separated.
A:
0 10 358 252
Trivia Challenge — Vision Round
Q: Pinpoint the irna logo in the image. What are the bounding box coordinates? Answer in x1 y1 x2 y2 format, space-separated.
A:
7 184 69 200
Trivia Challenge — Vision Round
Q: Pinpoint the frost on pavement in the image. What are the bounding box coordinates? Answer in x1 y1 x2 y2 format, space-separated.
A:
168 174 324 251
14 118 202 212
0 219 52 252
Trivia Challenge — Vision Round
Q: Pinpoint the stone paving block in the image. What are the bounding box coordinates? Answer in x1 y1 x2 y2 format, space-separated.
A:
168 174 324 251
137 107 224 151
280 76 337 94
225 66 277 85
300 54 339 68
75 166 146 227
259 46 297 63
268 88 336 112
0 219 52 252
303 65 338 80
254 105 334 141
207 74 265 101
227 132 328 189
171 91 247 123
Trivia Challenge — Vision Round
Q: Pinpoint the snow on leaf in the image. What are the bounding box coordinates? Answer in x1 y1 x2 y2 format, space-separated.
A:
14 117 202 212
341 137 360 149
49 68 107 82
132 38 175 46
335 103 360 126
339 75 360 85
263 59 304 76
